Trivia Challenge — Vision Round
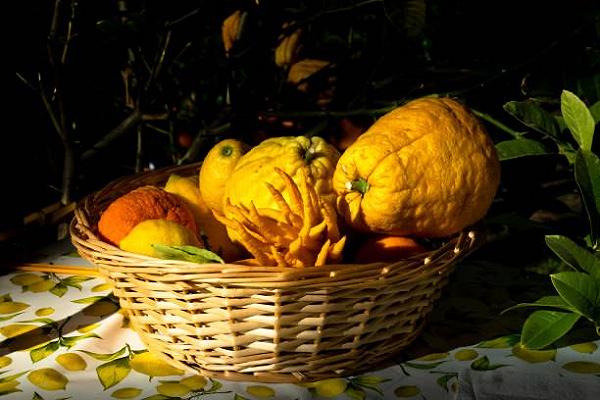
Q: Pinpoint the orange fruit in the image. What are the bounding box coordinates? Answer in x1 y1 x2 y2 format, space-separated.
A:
354 235 426 263
98 186 197 246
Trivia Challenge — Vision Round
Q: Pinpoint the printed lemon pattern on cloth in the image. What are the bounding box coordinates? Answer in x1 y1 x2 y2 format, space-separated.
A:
1 243 600 399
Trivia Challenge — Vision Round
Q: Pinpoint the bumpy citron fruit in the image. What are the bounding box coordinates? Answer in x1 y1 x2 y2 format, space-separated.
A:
98 185 197 246
334 96 500 237
27 368 68 391
166 173 242 262
199 138 250 214
119 219 203 258
111 387 143 399
56 353 87 371
129 351 184 377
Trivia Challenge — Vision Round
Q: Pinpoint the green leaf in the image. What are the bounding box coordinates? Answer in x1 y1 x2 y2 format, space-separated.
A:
152 244 225 264
0 313 24 322
60 333 100 348
521 310 581 349
0 370 29 383
96 356 131 390
61 276 93 289
495 138 551 161
345 386 367 400
561 90 595 150
49 283 68 298
545 235 600 278
72 296 109 304
550 272 600 320
30 340 60 363
78 346 128 361
436 373 457 391
233 395 250 400
476 334 521 349
206 379 223 392
589 101 600 124
503 101 561 138
502 295 575 314
404 360 446 370
470 356 508 371
575 150 600 247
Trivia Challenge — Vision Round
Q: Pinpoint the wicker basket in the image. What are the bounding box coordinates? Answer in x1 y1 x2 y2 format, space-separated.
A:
70 161 482 383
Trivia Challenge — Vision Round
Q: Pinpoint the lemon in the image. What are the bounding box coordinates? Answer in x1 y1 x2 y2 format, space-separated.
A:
180 375 208 390
0 324 38 338
512 344 556 363
0 356 12 368
165 174 203 223
56 353 87 371
82 301 119 317
562 361 600 374
454 349 479 361
10 273 45 286
0 301 29 314
28 368 68 391
314 379 347 398
111 387 143 399
91 283 113 292
28 279 57 293
157 382 190 397
36 307 55 316
394 385 421 397
246 385 276 398
119 219 202 258
129 352 184 377
569 342 598 354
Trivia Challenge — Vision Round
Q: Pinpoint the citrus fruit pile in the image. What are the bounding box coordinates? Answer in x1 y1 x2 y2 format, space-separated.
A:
97 96 500 267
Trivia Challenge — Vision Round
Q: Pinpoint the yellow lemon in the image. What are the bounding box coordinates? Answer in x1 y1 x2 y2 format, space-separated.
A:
454 349 479 361
0 356 12 368
394 385 421 397
111 388 143 399
129 352 184 377
82 301 119 317
314 379 347 398
119 219 202 258
246 385 276 398
156 382 190 397
180 375 208 390
0 324 38 338
27 368 68 391
36 307 55 316
10 273 45 286
199 138 250 213
569 342 598 354
28 279 57 293
0 301 29 314
562 361 600 374
56 353 87 371
91 283 113 292
512 344 556 363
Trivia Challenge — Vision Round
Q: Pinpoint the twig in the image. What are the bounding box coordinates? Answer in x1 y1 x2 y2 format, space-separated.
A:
135 123 143 173
81 111 142 161
60 0 77 64
177 122 231 165
471 109 523 139
260 103 400 119
164 7 201 28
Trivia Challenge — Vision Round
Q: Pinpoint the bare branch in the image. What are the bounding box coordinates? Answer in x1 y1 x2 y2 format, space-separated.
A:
81 111 142 161
177 122 231 165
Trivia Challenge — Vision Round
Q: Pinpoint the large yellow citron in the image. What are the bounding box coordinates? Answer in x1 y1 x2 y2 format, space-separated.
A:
165 174 243 262
333 97 500 237
199 139 249 214
224 135 340 212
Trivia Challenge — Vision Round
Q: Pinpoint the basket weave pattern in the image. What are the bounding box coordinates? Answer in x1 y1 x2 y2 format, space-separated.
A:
71 162 481 383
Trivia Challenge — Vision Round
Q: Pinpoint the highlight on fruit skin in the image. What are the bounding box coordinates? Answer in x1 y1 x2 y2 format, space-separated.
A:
353 235 427 263
215 167 346 268
97 185 197 246
119 219 203 258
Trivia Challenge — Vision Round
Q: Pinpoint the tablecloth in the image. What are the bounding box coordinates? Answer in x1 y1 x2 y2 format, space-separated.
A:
1 240 599 399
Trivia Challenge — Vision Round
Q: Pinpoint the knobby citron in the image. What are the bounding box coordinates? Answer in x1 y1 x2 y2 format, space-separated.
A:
334 96 500 237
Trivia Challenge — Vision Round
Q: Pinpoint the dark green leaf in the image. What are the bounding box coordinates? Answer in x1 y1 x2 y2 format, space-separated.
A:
30 340 60 363
495 139 551 161
470 356 508 371
97 356 131 390
503 101 560 138
521 310 581 349
345 386 367 400
152 244 224 264
61 333 100 348
550 272 600 320
545 235 600 279
436 373 457 391
502 296 575 314
62 276 93 289
589 101 600 124
32 393 43 400
78 346 128 362
49 283 68 298
561 90 595 150
575 150 600 247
